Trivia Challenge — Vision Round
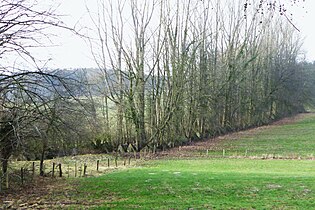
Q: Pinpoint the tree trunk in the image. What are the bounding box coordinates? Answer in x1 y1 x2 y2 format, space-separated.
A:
39 141 46 176
1 159 8 175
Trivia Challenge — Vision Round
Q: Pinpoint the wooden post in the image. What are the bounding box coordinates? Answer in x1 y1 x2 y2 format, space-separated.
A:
43 163 46 176
83 164 87 177
128 157 131 165
223 149 225 157
107 158 110 168
58 164 62 177
6 171 9 189
52 162 55 178
75 162 77 177
206 149 209 156
21 168 24 185
123 159 126 166
97 160 99 171
115 157 118 168
32 162 35 176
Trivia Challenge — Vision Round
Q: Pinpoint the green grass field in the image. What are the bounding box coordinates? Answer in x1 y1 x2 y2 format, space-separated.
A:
4 113 315 209
192 114 315 158
67 114 315 209
221 114 315 157
76 159 315 209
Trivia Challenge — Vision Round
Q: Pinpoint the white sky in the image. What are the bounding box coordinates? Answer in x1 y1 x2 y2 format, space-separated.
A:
292 0 315 62
39 0 315 69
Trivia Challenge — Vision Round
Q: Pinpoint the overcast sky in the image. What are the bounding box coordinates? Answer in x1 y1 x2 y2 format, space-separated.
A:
293 0 315 61
40 0 315 69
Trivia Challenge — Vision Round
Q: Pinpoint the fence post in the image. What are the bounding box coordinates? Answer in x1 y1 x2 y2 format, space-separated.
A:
21 168 24 185
128 157 131 165
75 162 77 177
97 160 99 171
58 164 62 177
115 157 118 168
52 163 55 178
32 162 35 176
107 158 110 168
83 164 87 177
6 171 9 189
223 149 225 157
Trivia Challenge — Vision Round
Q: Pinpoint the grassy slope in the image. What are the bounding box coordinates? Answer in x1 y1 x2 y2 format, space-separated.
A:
71 113 315 209
184 113 315 158
218 114 315 157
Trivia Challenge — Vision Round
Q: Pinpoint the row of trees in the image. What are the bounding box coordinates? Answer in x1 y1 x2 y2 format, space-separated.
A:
87 0 308 152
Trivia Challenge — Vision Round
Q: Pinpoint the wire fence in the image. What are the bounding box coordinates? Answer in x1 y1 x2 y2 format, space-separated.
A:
0 155 141 193
1 149 315 192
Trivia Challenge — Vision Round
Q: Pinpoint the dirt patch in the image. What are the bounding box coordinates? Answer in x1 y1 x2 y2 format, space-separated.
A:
270 113 310 125
0 177 103 209
266 184 282 189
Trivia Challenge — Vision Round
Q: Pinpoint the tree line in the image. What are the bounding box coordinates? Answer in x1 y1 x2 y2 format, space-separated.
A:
87 0 308 153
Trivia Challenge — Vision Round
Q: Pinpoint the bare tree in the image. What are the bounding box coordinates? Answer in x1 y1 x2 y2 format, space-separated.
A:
86 0 307 153
0 0 76 174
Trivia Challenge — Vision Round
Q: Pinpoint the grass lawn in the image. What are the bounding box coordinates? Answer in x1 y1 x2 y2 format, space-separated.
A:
4 113 315 209
223 114 315 157
194 114 315 158
76 159 315 209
